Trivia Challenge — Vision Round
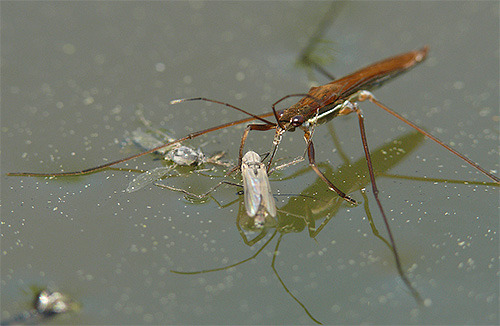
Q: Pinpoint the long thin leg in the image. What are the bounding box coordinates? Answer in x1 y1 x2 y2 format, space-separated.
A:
270 233 323 325
304 131 357 205
171 97 275 126
353 90 500 184
153 180 240 199
352 103 424 304
269 156 305 172
235 123 276 172
170 229 278 275
297 2 343 82
378 172 497 186
7 112 276 177
266 129 286 172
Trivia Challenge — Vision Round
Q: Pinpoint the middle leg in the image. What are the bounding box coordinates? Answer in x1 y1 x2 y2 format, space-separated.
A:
304 131 357 205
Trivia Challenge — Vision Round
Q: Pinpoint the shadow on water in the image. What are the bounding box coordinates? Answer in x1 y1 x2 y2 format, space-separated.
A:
169 129 429 324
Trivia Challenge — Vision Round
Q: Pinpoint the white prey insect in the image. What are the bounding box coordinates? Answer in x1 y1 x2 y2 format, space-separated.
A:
241 151 276 227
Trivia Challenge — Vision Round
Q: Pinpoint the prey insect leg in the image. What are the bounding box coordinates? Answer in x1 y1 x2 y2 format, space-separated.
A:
153 180 239 200
270 233 323 325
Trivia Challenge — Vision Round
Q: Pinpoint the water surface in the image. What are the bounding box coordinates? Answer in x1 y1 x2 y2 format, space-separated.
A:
2 2 498 324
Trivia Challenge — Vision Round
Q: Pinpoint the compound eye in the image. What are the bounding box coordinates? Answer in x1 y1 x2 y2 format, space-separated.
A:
291 115 305 127
276 109 285 119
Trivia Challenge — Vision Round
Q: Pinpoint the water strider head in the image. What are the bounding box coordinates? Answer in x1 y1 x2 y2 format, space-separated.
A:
273 85 346 135
276 103 309 132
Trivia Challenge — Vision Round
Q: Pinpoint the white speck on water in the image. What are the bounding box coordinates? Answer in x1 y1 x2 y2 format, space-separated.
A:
155 63 166 72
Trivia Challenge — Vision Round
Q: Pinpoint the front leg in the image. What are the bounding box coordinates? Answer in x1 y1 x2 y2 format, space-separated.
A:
237 123 276 169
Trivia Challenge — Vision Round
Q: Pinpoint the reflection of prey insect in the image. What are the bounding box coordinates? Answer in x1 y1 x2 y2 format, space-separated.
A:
126 128 229 193
0 288 79 325
155 150 278 228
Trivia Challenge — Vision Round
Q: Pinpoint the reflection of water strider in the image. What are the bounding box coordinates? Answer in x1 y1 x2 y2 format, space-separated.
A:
169 131 427 325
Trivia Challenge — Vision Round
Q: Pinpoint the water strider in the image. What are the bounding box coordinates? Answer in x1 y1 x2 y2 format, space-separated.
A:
162 46 499 306
8 46 497 186
7 46 500 308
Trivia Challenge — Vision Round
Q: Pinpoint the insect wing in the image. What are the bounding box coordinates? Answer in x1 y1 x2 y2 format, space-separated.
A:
242 164 262 217
255 165 276 217
131 128 178 155
241 151 276 218
126 166 173 193
131 129 167 154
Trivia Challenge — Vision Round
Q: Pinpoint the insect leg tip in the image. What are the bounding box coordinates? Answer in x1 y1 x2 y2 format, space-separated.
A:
170 99 184 105
347 197 358 205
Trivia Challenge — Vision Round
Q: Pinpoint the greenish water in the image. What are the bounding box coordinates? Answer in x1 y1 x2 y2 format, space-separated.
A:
2 2 498 324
